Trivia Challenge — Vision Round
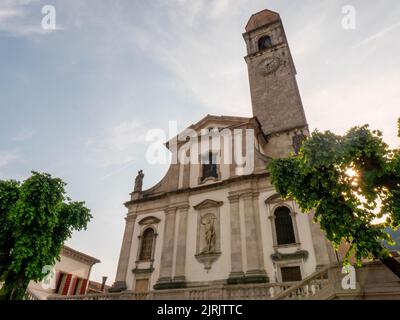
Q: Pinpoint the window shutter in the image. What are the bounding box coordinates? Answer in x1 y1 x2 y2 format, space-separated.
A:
70 277 78 295
62 274 72 295
55 271 63 293
80 279 88 295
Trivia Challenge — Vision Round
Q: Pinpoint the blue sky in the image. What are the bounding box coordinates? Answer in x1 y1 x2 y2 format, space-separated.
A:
0 0 399 284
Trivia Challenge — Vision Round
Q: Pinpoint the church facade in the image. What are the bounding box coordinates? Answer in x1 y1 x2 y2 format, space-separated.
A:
110 9 338 297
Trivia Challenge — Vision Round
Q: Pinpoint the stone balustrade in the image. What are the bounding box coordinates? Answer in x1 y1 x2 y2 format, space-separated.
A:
24 289 40 300
48 291 149 300
48 282 295 300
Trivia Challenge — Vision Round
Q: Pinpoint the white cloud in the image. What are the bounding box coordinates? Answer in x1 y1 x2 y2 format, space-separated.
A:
352 21 400 49
13 129 36 142
111 121 147 151
85 121 148 168
305 72 400 148
119 4 251 116
0 151 19 169
0 9 23 21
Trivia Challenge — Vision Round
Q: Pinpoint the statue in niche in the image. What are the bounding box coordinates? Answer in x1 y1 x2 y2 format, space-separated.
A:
134 170 144 192
200 214 216 254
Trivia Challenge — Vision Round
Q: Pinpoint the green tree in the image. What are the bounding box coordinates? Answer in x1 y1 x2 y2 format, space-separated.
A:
268 121 400 278
0 172 92 300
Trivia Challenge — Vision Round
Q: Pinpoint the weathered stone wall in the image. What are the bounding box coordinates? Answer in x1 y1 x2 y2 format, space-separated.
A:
244 20 307 137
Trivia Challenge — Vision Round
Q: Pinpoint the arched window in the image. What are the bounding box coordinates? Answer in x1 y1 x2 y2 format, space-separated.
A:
258 35 272 50
139 228 155 261
274 206 296 245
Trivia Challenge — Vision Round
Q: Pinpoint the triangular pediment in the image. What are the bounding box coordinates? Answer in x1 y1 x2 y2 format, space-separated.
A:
138 216 161 225
165 115 264 150
265 193 293 204
189 115 252 132
193 199 223 210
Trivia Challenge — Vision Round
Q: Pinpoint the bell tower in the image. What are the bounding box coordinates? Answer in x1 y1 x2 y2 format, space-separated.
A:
243 9 308 157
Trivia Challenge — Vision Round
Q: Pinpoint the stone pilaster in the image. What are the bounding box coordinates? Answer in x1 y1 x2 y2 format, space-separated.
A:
242 192 268 283
227 194 245 284
110 214 137 292
173 205 190 285
154 206 177 290
252 192 265 267
290 211 301 245
268 214 278 247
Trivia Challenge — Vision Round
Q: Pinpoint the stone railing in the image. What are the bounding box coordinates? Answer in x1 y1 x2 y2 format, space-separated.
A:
273 264 337 300
24 289 41 300
48 282 296 300
48 291 150 300
222 282 296 300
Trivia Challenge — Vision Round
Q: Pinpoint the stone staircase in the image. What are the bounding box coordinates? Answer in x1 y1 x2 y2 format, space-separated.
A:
274 263 337 300
275 260 400 300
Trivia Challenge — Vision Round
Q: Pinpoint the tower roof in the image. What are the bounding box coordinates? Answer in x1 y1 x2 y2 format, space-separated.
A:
245 9 280 32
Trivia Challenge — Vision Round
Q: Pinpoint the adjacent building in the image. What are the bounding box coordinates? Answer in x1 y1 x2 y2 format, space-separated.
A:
27 245 100 300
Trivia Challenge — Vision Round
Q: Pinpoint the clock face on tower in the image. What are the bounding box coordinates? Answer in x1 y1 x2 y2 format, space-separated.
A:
258 56 281 75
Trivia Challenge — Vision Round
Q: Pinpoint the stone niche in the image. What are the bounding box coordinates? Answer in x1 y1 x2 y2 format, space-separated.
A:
193 199 223 270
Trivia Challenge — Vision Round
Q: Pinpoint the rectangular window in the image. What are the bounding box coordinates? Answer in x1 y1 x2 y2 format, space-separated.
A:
202 152 218 179
280 266 302 282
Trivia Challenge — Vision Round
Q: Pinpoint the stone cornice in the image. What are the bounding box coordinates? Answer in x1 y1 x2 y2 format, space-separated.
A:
271 250 309 262
164 206 177 215
125 172 270 207
61 245 100 266
227 194 240 203
265 125 309 139
125 213 138 222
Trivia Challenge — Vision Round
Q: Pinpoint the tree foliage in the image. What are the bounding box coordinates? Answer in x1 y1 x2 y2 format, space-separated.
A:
268 122 400 267
0 172 92 300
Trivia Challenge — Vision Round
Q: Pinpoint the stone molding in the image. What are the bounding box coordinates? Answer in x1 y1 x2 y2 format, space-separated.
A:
195 252 222 270
125 172 270 207
132 267 154 275
271 250 309 262
138 216 160 225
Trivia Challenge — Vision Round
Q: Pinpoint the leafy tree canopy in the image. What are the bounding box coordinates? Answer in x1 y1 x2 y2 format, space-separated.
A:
0 172 92 300
268 121 400 266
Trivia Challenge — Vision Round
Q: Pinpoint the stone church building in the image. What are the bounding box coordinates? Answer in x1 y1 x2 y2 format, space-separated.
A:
108 9 340 299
